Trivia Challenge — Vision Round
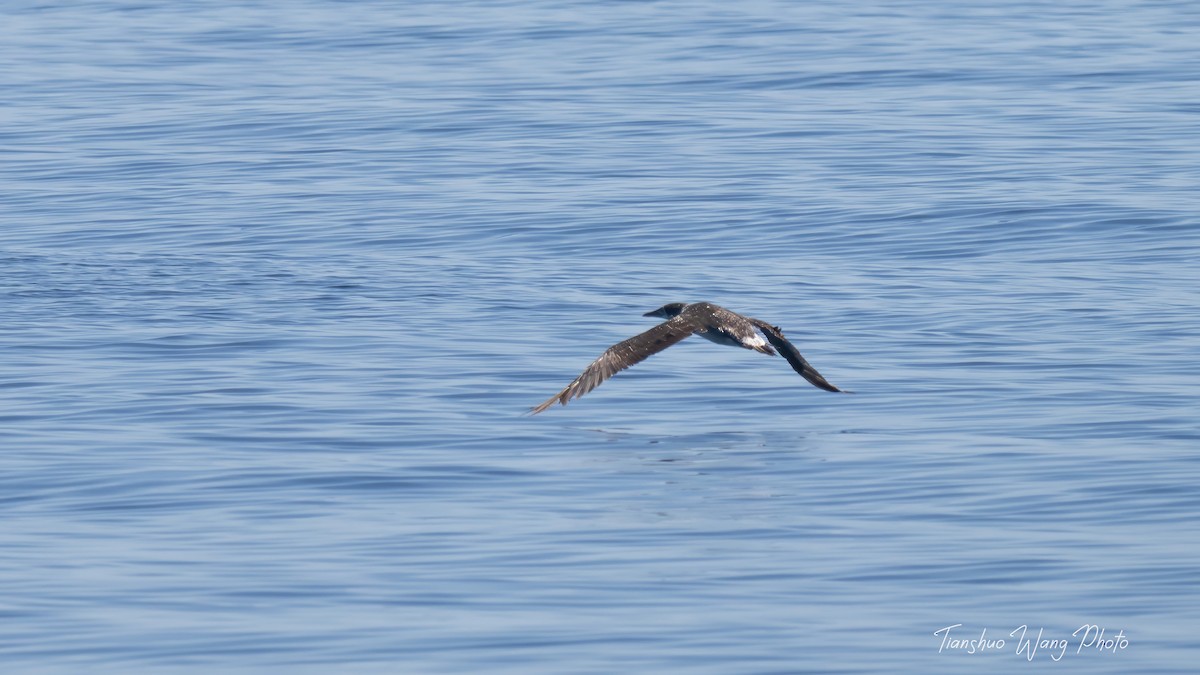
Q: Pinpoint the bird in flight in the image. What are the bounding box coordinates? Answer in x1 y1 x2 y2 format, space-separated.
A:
530 301 846 414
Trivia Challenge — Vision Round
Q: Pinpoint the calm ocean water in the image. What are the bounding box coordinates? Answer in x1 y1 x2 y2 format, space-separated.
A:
2 1 1198 672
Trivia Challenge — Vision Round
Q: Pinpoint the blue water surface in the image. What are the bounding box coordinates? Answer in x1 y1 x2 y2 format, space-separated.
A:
2 1 1199 673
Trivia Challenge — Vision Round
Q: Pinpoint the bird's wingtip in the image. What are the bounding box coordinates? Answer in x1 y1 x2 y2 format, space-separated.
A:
527 395 564 415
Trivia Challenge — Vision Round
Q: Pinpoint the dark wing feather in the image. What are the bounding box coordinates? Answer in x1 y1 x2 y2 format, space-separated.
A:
750 319 845 393
529 316 695 414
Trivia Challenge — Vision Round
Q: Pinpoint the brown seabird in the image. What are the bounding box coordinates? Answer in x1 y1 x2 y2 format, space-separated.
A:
530 302 845 414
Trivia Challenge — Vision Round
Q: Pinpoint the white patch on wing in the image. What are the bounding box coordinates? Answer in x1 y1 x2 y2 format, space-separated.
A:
745 334 767 348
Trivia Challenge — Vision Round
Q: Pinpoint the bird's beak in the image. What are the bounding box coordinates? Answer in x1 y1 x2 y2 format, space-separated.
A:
643 310 659 317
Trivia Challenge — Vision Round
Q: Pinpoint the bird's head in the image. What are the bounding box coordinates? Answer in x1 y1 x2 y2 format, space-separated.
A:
643 302 688 319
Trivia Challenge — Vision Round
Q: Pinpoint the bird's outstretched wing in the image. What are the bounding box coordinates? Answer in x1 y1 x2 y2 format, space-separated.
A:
529 316 695 414
750 320 845 393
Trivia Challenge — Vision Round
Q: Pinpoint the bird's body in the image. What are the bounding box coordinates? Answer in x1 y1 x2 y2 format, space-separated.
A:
530 302 844 414
663 302 773 353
